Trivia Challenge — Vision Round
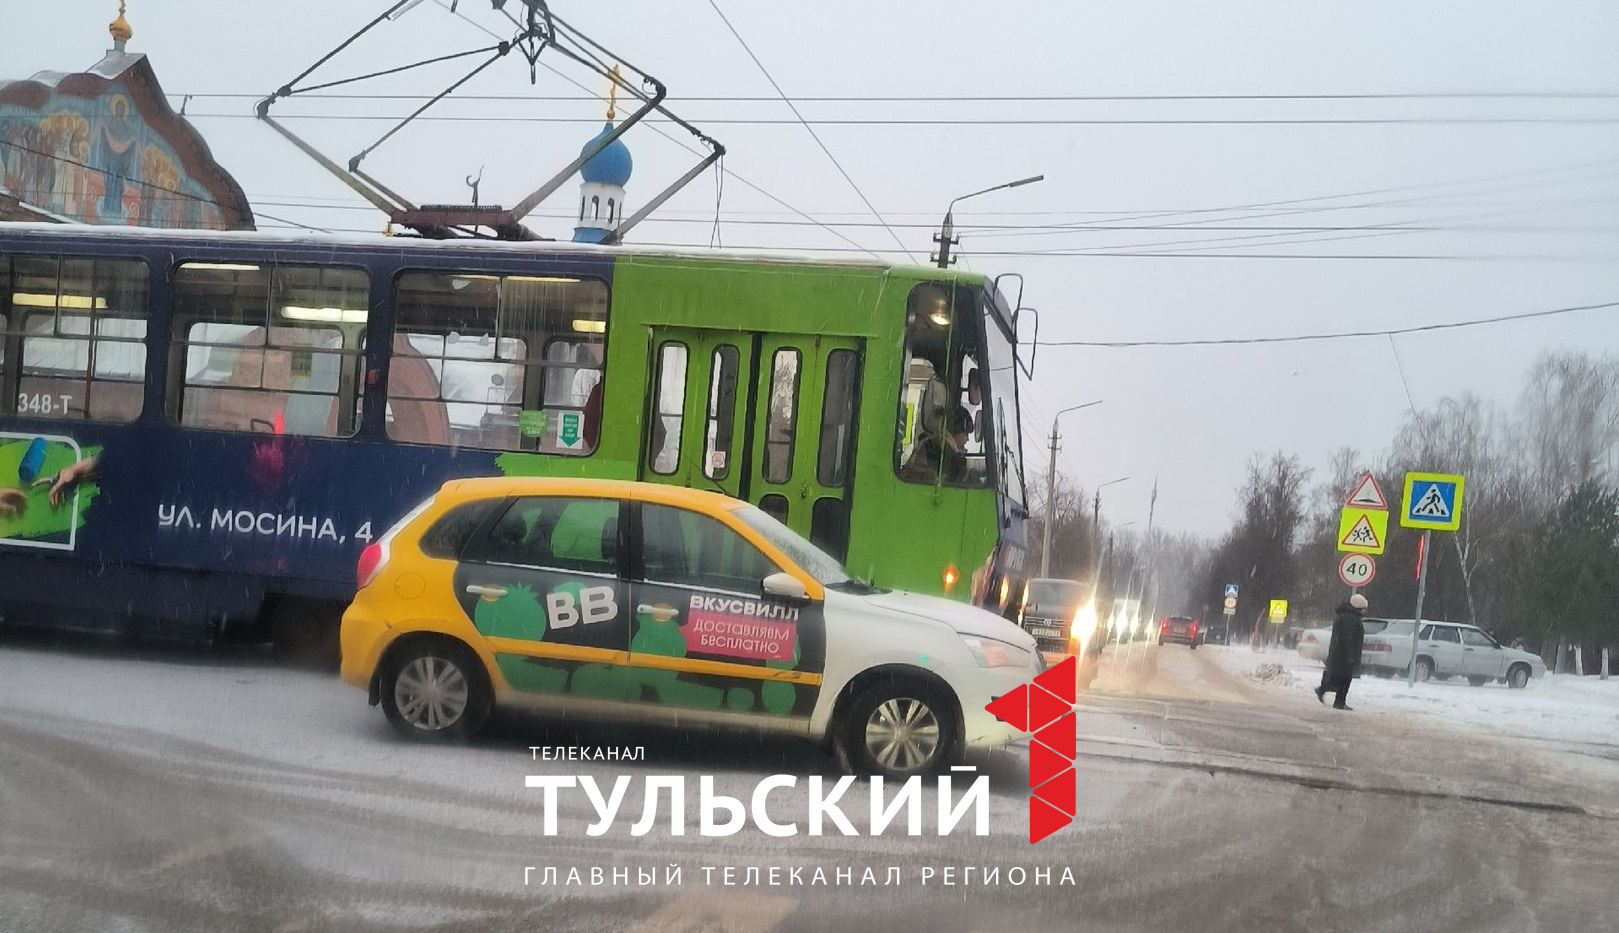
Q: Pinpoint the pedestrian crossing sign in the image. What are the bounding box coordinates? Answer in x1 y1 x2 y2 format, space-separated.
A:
1401 472 1465 531
1337 507 1388 555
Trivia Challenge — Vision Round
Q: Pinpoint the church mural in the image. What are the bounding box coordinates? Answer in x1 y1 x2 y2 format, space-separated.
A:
1 85 228 229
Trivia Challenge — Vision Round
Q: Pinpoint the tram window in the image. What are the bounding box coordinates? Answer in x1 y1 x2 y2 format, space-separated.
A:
650 342 688 475
171 262 366 437
5 256 148 422
763 348 800 483
896 283 985 487
703 345 739 480
810 497 851 564
389 272 608 453
816 349 858 487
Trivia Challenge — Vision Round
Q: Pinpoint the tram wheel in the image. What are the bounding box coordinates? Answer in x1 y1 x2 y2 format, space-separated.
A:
269 596 341 671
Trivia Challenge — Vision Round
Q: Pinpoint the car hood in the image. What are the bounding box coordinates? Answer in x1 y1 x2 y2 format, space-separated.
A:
1501 646 1546 667
852 589 1037 648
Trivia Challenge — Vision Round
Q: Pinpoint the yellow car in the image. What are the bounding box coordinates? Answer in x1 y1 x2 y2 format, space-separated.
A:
340 477 1039 778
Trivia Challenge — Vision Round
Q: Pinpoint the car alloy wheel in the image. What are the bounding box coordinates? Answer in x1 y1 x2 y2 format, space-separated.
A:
864 697 942 774
1508 665 1530 689
1415 658 1434 683
843 679 960 779
395 655 470 731
381 640 492 741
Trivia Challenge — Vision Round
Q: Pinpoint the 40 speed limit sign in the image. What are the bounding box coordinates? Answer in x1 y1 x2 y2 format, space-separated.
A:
1338 553 1376 587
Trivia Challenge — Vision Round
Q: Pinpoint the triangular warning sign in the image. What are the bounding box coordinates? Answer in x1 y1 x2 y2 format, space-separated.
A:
1345 474 1387 509
1340 514 1382 550
1413 485 1450 518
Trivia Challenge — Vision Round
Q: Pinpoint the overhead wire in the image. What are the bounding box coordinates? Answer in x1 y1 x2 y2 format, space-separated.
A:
423 0 882 259
1035 300 1619 348
702 0 913 261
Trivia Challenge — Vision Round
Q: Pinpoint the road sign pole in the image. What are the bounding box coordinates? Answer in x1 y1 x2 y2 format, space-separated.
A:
1407 529 1431 687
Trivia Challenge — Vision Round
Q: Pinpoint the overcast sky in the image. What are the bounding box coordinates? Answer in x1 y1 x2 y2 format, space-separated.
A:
8 1 1618 539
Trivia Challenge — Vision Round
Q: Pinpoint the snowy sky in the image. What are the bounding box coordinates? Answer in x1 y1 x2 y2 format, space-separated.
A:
6 1 1618 538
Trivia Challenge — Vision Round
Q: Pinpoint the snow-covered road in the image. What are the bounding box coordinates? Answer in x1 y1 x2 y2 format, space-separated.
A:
1 631 1616 932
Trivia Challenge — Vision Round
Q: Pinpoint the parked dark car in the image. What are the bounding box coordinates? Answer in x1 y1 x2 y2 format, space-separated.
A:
1158 615 1202 648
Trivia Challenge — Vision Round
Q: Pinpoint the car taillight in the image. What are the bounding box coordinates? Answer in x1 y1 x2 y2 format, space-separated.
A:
1190 621 1199 636
357 542 385 588
1160 618 1170 632
1365 642 1391 652
1304 633 1318 643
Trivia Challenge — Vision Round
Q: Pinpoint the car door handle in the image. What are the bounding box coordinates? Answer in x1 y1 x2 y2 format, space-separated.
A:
466 584 509 598
1464 647 1475 652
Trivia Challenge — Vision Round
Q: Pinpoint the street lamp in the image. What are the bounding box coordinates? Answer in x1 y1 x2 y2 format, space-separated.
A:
934 175 1045 269
1091 475 1129 580
1040 399 1103 578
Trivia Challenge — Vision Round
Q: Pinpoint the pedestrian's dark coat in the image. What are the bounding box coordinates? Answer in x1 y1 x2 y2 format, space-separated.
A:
1325 602 1366 683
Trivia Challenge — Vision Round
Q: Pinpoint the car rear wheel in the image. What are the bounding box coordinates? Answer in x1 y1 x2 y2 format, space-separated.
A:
1414 657 1434 683
1507 664 1531 690
381 640 491 742
1467 675 1489 687
842 679 959 779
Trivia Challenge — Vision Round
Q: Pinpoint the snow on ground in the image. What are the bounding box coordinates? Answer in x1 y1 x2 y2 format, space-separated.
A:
1200 643 1619 748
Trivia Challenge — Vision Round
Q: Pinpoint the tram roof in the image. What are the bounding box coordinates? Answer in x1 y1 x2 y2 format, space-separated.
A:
0 222 988 283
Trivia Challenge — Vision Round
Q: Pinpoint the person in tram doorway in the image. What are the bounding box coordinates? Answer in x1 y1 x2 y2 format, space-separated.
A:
1316 593 1368 710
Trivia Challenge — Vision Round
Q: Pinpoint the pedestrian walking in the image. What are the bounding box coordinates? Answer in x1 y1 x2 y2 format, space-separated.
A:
1316 594 1368 710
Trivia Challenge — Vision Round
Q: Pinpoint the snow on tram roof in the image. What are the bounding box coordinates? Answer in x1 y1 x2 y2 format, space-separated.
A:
0 222 978 278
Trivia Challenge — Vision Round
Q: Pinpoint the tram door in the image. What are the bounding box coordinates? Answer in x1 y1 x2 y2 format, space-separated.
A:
642 329 863 562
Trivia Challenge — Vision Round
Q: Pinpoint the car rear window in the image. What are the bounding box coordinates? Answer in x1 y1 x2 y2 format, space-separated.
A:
418 499 501 559
1363 619 1392 635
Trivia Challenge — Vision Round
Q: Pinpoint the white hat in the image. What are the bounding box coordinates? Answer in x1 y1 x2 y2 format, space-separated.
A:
1349 594 1368 610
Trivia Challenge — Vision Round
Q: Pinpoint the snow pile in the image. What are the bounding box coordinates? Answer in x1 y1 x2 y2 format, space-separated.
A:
1246 663 1298 687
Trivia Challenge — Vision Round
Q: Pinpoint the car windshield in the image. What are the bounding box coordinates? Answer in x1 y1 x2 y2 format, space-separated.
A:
732 505 857 589
1026 580 1087 611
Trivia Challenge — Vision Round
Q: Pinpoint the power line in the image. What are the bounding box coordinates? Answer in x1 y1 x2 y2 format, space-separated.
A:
703 0 912 261
424 0 882 259
177 91 1619 102
1036 300 1619 348
184 112 1619 126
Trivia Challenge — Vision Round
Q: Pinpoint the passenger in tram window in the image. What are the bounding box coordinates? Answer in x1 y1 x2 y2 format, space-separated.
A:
903 406 974 485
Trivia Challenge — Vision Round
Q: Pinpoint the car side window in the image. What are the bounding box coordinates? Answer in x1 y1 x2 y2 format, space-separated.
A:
478 497 619 575
1419 624 1433 640
1461 629 1493 648
1435 627 1461 644
418 500 502 559
639 502 779 594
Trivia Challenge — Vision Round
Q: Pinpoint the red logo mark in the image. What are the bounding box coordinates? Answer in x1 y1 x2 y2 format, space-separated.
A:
984 655 1078 843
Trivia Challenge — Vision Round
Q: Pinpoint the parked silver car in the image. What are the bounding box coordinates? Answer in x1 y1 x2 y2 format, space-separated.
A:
1296 617 1396 663
1362 621 1546 688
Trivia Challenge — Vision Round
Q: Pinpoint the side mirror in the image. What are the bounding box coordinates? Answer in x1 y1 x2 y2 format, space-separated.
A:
763 572 811 603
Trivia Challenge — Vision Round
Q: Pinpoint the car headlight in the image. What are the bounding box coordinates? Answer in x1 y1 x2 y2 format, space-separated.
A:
1068 601 1098 654
960 634 1036 669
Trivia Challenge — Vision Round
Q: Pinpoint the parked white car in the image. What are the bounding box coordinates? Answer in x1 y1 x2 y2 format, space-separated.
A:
1296 617 1396 663
1362 620 1546 688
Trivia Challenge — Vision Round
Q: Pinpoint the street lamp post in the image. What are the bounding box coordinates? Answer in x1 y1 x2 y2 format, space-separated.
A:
1040 400 1103 578
1091 475 1130 580
934 175 1045 268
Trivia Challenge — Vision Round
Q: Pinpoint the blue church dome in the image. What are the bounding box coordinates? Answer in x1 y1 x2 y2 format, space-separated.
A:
580 122 632 187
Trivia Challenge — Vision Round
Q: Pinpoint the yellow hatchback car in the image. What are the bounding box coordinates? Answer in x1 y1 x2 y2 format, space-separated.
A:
340 477 1040 777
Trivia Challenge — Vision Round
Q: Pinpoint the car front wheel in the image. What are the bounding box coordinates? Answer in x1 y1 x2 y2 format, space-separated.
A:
1507 664 1531 690
843 680 960 779
381 640 492 741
